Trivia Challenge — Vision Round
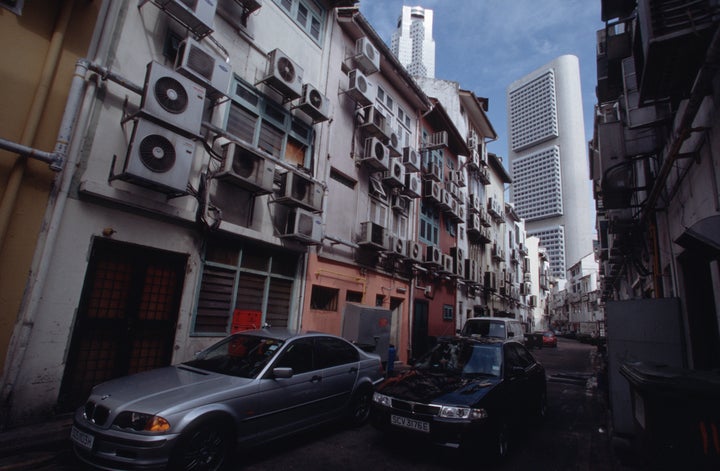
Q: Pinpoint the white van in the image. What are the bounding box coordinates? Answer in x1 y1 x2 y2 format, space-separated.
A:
460 317 525 343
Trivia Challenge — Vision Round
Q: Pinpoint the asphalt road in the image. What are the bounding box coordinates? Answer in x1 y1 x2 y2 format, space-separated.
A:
11 338 618 471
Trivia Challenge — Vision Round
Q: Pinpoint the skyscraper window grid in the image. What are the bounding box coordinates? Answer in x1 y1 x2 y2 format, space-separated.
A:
511 145 563 220
508 70 559 151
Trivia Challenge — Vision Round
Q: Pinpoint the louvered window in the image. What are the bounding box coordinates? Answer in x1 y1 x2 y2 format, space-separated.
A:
193 242 299 335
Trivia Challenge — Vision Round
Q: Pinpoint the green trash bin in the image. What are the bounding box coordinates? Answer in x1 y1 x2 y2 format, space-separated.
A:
620 361 720 469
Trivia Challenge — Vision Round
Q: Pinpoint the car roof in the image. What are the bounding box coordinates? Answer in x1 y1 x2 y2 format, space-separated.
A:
441 335 505 347
233 328 347 342
465 317 520 323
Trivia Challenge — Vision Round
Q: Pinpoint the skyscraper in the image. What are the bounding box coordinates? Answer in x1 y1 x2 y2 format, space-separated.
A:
390 5 436 78
507 55 594 279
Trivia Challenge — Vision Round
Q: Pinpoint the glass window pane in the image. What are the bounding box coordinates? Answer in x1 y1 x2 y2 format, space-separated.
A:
259 121 283 157
296 3 308 26
227 105 257 144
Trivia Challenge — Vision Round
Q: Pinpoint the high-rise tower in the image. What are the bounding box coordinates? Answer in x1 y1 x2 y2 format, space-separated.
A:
390 5 436 78
507 55 594 279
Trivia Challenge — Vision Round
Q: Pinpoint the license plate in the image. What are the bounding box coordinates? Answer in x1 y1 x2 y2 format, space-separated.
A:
391 414 430 433
71 426 94 450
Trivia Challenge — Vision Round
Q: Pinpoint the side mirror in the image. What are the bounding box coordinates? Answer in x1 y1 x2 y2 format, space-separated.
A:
511 366 525 377
273 367 294 379
508 332 515 338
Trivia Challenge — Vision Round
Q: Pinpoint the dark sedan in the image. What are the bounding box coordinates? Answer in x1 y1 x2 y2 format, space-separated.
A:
371 337 546 459
71 329 384 471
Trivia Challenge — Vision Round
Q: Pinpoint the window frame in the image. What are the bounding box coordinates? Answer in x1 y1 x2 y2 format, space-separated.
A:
273 0 327 44
226 78 314 166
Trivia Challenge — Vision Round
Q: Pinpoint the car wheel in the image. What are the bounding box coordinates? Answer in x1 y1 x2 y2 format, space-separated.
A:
169 419 234 471
348 385 373 427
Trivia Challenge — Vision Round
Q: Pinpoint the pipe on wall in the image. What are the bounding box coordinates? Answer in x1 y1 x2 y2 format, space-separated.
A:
0 0 76 252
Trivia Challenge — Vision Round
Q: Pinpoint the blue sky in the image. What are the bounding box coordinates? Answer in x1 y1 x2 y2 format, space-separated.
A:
358 0 605 166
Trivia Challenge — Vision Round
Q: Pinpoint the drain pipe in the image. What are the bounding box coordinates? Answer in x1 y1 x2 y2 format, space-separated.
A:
0 0 76 252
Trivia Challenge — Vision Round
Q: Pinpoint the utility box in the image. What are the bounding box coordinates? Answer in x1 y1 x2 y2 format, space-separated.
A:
341 303 392 364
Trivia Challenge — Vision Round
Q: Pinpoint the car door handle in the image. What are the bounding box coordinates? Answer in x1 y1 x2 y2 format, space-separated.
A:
349 367 358 374
310 375 322 383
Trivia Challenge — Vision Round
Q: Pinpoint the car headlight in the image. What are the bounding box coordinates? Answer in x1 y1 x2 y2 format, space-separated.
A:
438 405 488 420
114 411 171 432
372 392 392 407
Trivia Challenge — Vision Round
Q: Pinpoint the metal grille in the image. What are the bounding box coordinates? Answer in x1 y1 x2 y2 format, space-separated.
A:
390 399 442 416
58 239 186 411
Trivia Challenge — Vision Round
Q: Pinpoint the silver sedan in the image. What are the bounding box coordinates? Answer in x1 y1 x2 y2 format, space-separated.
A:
71 329 384 471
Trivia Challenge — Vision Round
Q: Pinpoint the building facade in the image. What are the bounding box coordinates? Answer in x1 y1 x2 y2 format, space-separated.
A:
0 0 521 427
592 0 720 370
507 55 595 280
390 5 436 78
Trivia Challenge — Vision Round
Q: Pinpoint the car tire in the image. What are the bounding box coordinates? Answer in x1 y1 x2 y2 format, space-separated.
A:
168 418 235 471
348 385 373 427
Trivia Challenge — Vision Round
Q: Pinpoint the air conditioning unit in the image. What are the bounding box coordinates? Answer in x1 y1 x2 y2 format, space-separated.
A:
450 247 465 276
354 37 380 75
438 189 452 211
441 254 454 273
174 37 232 100
358 137 390 171
423 180 441 203
467 194 480 213
391 193 410 213
359 105 389 139
296 83 330 122
387 131 402 157
346 69 374 106
215 141 274 194
466 214 481 234
140 61 206 137
401 146 420 172
422 161 442 182
406 241 423 262
280 207 322 244
425 245 442 266
145 0 217 38
383 158 405 188
276 171 323 212
263 48 303 99
358 221 386 249
467 130 478 150
451 170 466 187
468 149 480 170
120 118 195 194
444 181 458 199
455 204 466 223
403 173 422 198
465 259 478 283
386 236 406 257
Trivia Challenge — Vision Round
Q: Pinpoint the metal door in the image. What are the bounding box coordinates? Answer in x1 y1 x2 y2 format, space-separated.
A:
57 238 187 411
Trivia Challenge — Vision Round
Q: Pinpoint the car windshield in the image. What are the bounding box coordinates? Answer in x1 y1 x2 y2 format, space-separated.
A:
183 334 284 378
414 341 502 377
462 320 507 339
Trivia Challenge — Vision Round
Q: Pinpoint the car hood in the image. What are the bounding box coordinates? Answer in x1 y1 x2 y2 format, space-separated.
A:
87 365 254 415
377 369 500 406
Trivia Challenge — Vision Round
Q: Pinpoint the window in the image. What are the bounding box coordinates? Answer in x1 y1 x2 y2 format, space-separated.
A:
273 0 326 43
310 285 339 311
346 290 363 303
194 242 298 335
315 337 359 368
443 304 454 321
226 79 314 166
419 202 439 245
275 338 315 374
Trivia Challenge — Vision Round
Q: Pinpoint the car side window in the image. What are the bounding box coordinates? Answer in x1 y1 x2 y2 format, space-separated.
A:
274 338 315 374
315 337 359 368
506 343 533 369
503 344 521 375
515 344 536 368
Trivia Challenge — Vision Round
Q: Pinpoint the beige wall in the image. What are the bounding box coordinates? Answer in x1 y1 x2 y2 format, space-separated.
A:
0 1 99 374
